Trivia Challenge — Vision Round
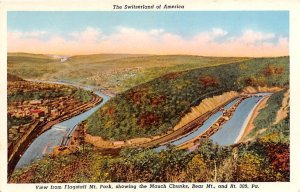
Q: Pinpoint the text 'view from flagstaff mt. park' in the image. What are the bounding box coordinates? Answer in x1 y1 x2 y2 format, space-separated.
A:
7 11 289 183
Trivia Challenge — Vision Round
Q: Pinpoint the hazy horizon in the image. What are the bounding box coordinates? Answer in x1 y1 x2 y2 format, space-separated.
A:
8 11 289 57
7 51 290 58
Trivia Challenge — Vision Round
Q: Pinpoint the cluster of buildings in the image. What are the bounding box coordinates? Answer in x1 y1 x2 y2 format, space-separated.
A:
8 96 82 144
85 67 142 90
7 81 82 145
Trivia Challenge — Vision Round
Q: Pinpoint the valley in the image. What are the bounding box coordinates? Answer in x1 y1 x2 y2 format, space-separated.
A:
7 54 290 182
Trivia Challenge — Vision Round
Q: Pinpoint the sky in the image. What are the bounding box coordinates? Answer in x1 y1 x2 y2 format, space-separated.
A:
7 11 289 57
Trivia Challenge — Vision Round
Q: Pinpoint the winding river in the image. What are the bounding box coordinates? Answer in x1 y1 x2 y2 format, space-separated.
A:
16 82 110 169
210 93 271 145
155 93 271 152
15 79 271 169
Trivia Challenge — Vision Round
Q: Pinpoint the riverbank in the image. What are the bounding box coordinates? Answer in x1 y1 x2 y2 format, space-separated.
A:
8 93 102 177
274 89 290 124
239 89 289 143
236 95 270 143
84 96 240 149
178 96 248 150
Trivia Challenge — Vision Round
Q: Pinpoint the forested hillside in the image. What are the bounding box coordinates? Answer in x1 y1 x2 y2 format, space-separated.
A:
87 57 289 140
9 56 290 183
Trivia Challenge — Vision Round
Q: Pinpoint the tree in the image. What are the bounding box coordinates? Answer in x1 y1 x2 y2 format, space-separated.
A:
186 154 208 182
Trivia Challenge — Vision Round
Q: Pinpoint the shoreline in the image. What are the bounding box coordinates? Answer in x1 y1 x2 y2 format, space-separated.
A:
178 96 246 149
8 88 103 177
84 96 240 149
236 95 270 143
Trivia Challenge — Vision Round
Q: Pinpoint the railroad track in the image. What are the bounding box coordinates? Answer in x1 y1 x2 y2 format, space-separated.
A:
136 96 241 148
178 96 249 149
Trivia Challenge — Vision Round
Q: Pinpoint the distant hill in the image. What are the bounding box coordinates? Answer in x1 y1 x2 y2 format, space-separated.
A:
7 73 24 81
68 53 150 64
8 52 55 58
7 53 248 93
8 52 58 64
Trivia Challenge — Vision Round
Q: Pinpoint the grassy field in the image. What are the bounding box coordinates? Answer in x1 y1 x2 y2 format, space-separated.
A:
8 53 248 93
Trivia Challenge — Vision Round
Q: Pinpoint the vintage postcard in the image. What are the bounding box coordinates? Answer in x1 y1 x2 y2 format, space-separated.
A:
0 0 300 192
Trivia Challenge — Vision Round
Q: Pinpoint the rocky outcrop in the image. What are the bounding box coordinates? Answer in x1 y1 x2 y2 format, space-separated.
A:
242 86 283 94
173 91 239 130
